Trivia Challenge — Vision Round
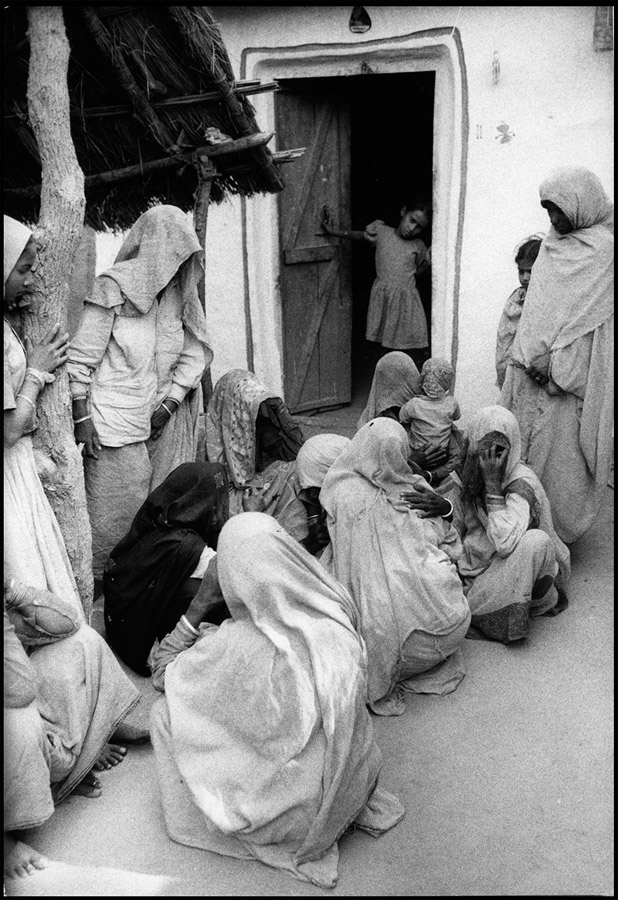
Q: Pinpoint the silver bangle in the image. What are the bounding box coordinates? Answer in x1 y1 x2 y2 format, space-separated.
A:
73 415 92 425
17 393 37 411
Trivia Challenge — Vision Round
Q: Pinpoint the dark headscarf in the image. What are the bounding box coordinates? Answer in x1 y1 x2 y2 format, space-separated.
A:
103 462 229 675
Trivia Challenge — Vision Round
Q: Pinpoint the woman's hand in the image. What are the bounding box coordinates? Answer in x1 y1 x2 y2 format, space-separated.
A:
400 483 451 518
76 419 101 459
241 480 280 513
150 407 170 441
478 445 508 495
25 324 70 374
409 444 447 471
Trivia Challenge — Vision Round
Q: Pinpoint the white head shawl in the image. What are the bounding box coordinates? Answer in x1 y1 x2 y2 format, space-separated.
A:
357 352 421 429
4 215 33 288
295 434 351 489
512 167 614 364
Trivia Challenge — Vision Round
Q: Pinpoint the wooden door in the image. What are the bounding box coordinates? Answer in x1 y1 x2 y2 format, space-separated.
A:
275 86 351 413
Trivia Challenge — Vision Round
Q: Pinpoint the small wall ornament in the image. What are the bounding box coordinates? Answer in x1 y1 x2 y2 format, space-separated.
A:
495 122 515 144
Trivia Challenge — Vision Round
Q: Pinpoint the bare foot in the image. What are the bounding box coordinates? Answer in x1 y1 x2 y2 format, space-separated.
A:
4 832 50 878
111 721 150 744
92 742 127 771
72 770 102 798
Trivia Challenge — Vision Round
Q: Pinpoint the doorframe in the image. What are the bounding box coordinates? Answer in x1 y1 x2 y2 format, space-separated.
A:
241 27 468 396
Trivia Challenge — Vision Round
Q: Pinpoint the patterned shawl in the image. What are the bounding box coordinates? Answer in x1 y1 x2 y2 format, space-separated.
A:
206 369 304 489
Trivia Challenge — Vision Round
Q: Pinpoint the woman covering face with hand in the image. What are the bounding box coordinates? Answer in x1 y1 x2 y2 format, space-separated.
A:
451 406 570 644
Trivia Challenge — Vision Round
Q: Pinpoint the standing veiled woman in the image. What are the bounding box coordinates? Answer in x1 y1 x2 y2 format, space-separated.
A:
500 167 613 544
68 205 213 579
4 215 82 620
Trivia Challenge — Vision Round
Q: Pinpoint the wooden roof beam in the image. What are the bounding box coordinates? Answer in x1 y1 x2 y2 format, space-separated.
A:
4 133 279 198
62 83 280 121
79 6 177 152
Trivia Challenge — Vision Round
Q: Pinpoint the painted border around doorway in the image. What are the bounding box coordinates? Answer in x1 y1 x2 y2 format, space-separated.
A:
241 27 468 396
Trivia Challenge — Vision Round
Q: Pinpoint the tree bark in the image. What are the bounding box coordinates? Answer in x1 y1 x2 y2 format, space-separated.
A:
25 6 93 618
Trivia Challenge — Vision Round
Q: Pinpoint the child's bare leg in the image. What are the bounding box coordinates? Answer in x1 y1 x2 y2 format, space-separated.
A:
4 831 50 878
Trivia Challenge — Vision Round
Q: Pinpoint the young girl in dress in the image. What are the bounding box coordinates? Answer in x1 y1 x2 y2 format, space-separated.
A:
495 235 543 388
322 197 432 368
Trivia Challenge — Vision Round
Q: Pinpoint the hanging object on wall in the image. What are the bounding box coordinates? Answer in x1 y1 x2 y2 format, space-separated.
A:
492 51 500 84
350 6 372 34
593 6 613 51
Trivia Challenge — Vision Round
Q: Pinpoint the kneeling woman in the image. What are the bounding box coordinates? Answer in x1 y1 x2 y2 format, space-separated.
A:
451 406 570 643
149 513 403 889
320 418 471 716
103 461 229 676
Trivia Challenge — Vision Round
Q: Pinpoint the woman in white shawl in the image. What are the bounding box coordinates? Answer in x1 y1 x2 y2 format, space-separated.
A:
320 418 471 717
294 433 350 556
357 350 421 429
500 167 613 544
68 205 213 578
4 579 143 879
150 512 403 889
451 406 571 644
4 215 83 619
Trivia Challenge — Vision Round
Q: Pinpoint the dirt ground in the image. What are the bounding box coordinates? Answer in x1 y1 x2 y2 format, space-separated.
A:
5 395 614 897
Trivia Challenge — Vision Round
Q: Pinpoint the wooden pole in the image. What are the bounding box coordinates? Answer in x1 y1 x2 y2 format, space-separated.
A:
193 154 217 457
25 6 93 617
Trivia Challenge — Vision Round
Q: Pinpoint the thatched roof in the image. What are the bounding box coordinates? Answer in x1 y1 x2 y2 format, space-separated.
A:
3 5 286 231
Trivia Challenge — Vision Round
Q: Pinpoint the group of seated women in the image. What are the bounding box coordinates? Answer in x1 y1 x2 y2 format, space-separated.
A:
89 355 571 887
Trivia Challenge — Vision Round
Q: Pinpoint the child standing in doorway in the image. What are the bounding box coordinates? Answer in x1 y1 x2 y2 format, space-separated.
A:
321 197 431 369
495 235 543 389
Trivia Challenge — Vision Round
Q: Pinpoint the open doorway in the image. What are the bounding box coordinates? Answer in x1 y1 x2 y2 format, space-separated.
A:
275 70 435 413
348 72 435 397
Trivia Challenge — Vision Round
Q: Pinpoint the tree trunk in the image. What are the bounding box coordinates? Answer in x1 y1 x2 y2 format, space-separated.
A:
25 6 93 618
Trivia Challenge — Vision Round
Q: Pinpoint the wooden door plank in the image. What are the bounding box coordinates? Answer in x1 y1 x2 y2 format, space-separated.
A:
284 245 334 264
287 252 340 409
282 103 335 252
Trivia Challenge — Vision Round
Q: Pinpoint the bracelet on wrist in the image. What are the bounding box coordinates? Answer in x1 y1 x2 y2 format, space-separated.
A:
73 415 92 425
160 402 174 417
25 367 54 387
17 393 37 412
